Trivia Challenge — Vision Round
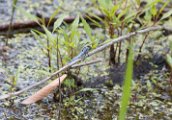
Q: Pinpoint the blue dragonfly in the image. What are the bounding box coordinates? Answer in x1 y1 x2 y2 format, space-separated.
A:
69 45 91 64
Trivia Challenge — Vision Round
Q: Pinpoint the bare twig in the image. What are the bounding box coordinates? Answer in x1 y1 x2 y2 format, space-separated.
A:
0 25 170 100
71 59 102 68
136 33 149 61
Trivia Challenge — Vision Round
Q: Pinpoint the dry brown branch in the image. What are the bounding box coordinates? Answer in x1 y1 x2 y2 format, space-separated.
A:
21 74 67 105
0 25 171 100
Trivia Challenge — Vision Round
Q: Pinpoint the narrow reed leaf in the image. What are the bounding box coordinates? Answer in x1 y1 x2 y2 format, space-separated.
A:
119 43 134 120
53 14 67 32
48 7 60 27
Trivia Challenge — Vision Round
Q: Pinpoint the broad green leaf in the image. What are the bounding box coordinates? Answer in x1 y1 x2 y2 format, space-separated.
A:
109 4 119 18
81 16 92 41
150 5 157 16
70 15 80 48
119 43 134 120
53 14 67 32
160 9 172 20
71 15 80 36
71 15 80 29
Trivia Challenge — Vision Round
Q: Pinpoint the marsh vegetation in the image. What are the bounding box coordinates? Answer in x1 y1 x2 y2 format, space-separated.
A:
0 0 172 119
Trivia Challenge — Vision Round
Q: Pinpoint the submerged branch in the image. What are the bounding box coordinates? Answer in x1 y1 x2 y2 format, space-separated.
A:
0 14 105 36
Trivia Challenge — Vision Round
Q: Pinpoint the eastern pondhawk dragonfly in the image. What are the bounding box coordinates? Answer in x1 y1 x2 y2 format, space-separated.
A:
69 45 91 64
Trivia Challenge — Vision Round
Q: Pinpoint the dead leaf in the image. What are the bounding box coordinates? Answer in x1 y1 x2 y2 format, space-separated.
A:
21 74 67 105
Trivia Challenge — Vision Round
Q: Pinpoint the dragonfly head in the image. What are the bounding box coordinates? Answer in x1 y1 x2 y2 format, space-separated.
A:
82 45 91 51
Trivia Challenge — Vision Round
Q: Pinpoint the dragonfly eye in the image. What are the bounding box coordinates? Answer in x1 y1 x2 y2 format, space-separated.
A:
87 46 92 50
82 45 91 53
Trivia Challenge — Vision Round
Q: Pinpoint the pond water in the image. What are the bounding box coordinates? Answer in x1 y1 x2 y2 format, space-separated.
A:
0 0 172 119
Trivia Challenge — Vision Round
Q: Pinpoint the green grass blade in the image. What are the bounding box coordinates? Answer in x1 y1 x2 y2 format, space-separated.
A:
81 16 92 40
48 7 60 27
119 43 134 120
12 0 18 13
53 14 67 33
